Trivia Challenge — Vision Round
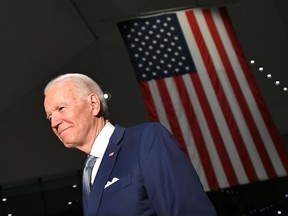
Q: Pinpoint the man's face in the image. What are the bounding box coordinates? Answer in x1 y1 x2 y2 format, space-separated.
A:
44 81 96 149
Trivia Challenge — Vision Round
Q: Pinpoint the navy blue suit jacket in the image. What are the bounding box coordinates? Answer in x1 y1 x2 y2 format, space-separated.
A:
84 122 216 216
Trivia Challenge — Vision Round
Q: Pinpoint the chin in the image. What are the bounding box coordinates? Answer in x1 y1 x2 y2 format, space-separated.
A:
63 143 76 149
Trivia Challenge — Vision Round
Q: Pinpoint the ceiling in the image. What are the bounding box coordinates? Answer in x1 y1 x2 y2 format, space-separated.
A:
0 0 288 188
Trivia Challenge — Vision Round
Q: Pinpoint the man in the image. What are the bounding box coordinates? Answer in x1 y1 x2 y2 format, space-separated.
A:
44 73 217 216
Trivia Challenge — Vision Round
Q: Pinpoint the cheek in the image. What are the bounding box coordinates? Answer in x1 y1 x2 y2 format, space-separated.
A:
52 128 60 137
76 114 94 135
77 107 93 122
77 115 92 131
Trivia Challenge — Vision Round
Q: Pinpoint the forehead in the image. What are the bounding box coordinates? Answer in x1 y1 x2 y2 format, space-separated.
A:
44 81 78 108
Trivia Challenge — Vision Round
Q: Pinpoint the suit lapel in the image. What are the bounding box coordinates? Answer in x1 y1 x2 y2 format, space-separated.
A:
86 125 125 215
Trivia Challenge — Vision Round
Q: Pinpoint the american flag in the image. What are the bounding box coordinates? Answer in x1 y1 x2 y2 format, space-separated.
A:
117 7 288 190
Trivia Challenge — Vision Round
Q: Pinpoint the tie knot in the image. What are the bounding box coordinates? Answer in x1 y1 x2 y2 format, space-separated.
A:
85 155 97 169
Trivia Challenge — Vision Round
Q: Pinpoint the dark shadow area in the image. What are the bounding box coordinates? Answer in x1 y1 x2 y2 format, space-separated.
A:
0 171 287 216
208 176 288 216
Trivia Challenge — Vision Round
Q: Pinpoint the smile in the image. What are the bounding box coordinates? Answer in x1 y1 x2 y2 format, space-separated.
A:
58 126 72 135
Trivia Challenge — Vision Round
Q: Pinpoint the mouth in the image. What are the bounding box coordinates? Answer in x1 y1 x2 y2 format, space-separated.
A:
58 126 72 136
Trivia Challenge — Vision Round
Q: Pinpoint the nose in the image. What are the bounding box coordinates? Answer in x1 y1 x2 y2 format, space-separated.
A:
50 113 61 129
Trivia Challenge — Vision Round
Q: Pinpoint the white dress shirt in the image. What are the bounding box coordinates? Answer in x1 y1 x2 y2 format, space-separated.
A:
89 122 115 184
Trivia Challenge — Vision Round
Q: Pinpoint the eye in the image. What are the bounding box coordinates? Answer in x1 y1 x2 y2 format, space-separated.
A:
46 114 52 122
58 105 66 112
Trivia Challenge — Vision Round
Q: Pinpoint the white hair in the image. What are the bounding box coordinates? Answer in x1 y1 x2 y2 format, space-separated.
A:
44 73 109 118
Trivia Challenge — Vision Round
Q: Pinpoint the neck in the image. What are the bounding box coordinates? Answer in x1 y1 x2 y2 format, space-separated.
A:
80 118 109 155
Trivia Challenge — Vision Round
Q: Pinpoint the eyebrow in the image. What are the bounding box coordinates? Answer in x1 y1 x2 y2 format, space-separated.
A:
45 102 71 120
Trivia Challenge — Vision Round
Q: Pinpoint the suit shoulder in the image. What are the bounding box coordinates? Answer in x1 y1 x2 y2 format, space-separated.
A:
128 122 166 130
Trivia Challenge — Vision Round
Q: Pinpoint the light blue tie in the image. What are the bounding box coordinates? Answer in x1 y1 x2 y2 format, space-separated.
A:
82 155 97 209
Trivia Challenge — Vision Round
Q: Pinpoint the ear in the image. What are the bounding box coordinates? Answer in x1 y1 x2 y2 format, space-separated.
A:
89 93 101 116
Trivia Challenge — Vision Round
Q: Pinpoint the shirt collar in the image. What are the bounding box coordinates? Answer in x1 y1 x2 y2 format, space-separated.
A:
90 122 115 159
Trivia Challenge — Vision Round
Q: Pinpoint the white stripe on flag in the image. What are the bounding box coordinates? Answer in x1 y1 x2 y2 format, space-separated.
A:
193 9 263 182
147 80 171 131
178 10 249 185
210 9 269 179
164 77 209 186
212 8 287 177
182 73 229 189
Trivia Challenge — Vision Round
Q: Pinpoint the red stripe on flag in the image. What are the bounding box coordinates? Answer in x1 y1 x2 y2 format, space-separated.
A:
155 78 189 156
202 9 259 182
186 11 242 185
191 73 239 186
174 75 219 189
219 8 285 177
220 7 288 174
139 82 160 122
